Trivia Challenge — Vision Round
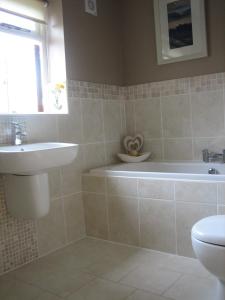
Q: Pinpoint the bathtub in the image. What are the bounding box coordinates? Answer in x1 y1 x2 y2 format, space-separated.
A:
90 161 225 181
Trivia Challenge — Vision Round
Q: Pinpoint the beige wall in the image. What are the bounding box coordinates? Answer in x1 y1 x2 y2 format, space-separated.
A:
122 0 225 85
62 0 123 85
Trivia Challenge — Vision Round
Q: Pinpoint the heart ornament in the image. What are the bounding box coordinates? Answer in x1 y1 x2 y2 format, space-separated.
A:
123 134 144 155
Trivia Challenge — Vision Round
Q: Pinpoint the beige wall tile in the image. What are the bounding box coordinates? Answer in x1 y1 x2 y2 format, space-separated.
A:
217 183 225 205
82 175 106 194
191 90 224 137
48 168 62 200
37 199 66 256
82 99 104 143
105 141 122 165
57 99 83 143
138 179 174 200
83 192 108 239
193 137 225 161
63 193 85 243
107 177 137 197
176 202 217 257
143 139 163 161
61 148 84 196
140 198 176 253
161 95 191 138
103 100 123 141
218 205 225 214
108 196 139 246
135 98 162 139
84 143 106 171
164 139 193 161
175 181 217 204
125 101 135 135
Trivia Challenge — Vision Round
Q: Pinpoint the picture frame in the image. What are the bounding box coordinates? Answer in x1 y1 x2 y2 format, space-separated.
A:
153 0 207 65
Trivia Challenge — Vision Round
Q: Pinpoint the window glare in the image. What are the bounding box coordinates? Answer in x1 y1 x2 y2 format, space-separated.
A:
0 32 42 113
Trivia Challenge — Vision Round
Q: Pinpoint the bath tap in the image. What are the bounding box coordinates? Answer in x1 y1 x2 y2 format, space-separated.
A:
11 122 26 146
202 149 225 163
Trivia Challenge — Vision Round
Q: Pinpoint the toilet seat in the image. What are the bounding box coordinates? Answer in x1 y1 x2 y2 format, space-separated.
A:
192 215 225 246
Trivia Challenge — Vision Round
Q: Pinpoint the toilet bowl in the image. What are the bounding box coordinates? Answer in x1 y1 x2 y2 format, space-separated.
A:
192 215 225 300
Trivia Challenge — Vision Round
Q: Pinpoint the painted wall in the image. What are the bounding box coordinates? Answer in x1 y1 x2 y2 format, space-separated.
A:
62 0 123 85
122 0 225 85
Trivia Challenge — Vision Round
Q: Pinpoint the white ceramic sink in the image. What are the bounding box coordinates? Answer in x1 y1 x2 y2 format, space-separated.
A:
0 142 78 175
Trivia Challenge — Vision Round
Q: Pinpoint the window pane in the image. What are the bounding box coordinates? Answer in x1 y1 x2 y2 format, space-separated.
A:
0 31 43 113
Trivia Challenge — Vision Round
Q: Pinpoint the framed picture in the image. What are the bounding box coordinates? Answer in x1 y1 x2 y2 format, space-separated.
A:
154 0 207 65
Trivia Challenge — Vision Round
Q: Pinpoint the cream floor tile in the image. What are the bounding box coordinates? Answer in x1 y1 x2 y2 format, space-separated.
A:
33 271 95 298
164 274 217 300
85 257 139 282
126 289 172 300
120 265 181 294
67 278 134 300
0 275 41 300
34 291 62 300
161 255 211 278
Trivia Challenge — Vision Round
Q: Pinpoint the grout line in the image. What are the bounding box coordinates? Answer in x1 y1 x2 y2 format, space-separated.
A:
174 182 178 255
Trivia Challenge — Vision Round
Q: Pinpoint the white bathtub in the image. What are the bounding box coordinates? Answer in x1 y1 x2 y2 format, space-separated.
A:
90 161 225 181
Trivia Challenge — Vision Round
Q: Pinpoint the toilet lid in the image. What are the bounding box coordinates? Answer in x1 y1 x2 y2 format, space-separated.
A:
192 215 225 246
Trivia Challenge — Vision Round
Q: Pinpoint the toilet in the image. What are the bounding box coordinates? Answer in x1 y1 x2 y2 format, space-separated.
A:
192 215 225 300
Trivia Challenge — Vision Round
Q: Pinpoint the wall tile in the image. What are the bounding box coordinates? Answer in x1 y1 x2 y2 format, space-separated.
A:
82 99 104 143
176 202 217 257
138 179 174 200
135 98 162 139
193 137 225 161
37 199 66 256
82 175 106 194
83 193 108 239
218 206 225 214
108 196 139 246
57 99 83 143
164 139 193 161
107 177 137 197
63 193 85 243
103 100 123 141
105 141 122 165
143 139 163 161
217 183 225 205
84 143 106 171
161 95 191 138
140 198 176 253
175 181 217 204
191 90 224 137
125 101 135 135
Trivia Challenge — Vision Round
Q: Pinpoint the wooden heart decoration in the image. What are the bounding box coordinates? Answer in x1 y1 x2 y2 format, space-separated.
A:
123 134 144 155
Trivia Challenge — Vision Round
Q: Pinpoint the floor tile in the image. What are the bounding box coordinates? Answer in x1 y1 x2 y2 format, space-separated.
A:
34 291 62 300
120 265 181 294
164 275 217 300
126 289 172 300
33 271 95 298
0 275 41 300
67 278 134 300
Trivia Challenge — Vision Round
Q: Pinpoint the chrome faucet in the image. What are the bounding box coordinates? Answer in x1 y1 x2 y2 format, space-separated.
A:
202 149 225 163
11 122 26 146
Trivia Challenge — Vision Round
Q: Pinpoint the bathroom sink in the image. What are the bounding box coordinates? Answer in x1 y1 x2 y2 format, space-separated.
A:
0 142 78 175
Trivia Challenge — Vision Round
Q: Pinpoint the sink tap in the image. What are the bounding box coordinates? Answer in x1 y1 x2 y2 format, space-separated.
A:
202 149 225 163
11 122 26 146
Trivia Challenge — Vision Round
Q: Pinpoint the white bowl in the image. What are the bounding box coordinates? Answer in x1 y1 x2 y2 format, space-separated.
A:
117 152 151 163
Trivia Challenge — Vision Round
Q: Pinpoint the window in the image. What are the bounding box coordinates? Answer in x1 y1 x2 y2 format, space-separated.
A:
0 0 68 114
0 10 46 113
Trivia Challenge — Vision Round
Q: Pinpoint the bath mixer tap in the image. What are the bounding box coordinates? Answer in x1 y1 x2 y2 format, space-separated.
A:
11 122 26 146
202 149 225 163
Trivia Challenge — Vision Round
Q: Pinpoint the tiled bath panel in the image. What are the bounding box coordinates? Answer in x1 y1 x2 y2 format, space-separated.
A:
83 175 223 258
0 80 126 276
0 237 216 300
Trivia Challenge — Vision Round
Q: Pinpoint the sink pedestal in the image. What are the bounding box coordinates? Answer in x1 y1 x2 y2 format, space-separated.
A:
4 173 50 219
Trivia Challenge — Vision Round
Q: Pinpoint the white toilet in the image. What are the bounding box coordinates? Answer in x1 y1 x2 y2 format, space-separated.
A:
192 215 225 300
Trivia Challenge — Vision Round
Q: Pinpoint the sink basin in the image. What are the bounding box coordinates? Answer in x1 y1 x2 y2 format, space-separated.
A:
0 142 78 175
